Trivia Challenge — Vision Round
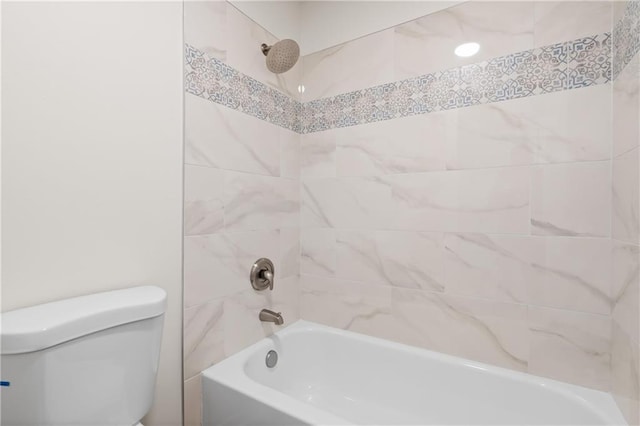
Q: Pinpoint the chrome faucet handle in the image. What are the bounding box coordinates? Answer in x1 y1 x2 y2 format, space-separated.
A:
250 258 275 291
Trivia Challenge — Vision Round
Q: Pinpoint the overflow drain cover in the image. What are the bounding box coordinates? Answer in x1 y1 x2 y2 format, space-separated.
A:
265 350 278 368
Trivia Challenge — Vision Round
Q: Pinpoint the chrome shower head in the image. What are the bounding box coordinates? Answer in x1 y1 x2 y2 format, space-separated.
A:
261 39 300 74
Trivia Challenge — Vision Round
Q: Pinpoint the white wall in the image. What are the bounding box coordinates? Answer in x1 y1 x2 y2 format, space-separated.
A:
1 2 184 425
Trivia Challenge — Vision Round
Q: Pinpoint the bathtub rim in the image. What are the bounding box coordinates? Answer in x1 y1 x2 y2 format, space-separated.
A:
201 320 627 425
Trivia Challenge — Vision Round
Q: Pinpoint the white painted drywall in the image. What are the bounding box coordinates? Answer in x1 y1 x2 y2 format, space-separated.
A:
231 0 462 55
1 2 184 425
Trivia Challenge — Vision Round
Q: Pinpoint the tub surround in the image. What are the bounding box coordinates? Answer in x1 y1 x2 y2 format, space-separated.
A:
183 3 300 425
183 1 639 424
185 45 302 133
611 1 640 424
298 0 615 397
186 32 611 135
299 32 610 133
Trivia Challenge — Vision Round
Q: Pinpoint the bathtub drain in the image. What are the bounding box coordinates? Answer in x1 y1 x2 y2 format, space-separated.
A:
265 350 278 368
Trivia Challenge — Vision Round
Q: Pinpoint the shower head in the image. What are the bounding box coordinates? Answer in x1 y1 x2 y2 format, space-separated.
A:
261 39 300 74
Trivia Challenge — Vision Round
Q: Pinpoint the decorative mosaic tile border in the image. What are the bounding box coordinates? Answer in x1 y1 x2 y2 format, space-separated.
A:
185 44 302 133
185 33 611 135
613 0 640 79
300 33 610 133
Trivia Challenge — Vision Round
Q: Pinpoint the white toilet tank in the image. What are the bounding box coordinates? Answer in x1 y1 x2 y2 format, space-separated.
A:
0 286 167 426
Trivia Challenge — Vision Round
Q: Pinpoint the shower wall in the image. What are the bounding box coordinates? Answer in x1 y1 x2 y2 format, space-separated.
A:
299 0 615 392
611 1 640 424
183 1 639 425
182 3 301 424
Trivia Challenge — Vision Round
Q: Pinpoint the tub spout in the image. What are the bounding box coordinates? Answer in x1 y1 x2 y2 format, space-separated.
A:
259 309 284 325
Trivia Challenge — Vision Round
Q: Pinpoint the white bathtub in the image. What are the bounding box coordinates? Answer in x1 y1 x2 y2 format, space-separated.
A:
202 320 626 425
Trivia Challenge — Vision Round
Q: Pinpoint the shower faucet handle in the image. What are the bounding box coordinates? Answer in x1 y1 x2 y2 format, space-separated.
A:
261 269 273 285
250 258 275 291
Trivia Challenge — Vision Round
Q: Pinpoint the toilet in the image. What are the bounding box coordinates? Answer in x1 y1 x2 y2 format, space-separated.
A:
0 286 166 426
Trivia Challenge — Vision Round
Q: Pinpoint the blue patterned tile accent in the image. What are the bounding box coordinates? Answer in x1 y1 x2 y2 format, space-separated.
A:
185 44 302 133
185 33 611 135
300 33 610 133
613 0 640 79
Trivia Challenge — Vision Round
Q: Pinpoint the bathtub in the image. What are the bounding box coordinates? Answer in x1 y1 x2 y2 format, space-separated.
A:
202 320 626 425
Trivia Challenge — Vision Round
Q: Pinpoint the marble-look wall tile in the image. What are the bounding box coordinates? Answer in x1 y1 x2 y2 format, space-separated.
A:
184 165 224 236
272 275 301 325
445 97 536 170
611 321 640 425
184 277 299 380
336 230 445 292
301 29 394 101
184 299 225 379
223 277 300 356
444 234 532 304
388 167 530 234
223 171 299 231
531 84 612 164
300 274 393 337
301 131 336 178
183 0 623 404
534 1 612 48
300 228 336 277
185 95 280 176
374 231 445 292
531 162 611 237
279 228 300 279
445 85 611 170
613 241 640 343
613 147 640 244
612 3 640 418
391 288 529 372
613 54 639 157
184 0 227 60
183 1 301 418
336 113 448 176
280 128 300 179
301 177 393 229
184 374 202 426
394 1 534 80
444 234 611 314
527 237 612 315
183 230 280 308
529 306 611 390
304 85 611 175
302 230 611 315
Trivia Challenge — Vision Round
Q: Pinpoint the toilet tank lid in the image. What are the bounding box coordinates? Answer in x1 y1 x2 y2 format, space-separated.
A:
1 286 167 355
